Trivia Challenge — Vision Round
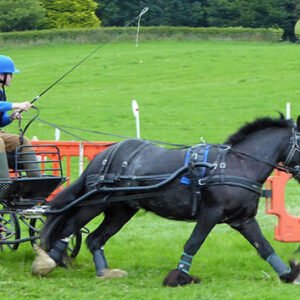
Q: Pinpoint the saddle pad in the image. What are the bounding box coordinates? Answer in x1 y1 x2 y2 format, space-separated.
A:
180 144 211 185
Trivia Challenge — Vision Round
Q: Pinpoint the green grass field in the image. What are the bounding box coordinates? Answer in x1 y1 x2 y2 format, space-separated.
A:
5 40 300 144
1 39 300 299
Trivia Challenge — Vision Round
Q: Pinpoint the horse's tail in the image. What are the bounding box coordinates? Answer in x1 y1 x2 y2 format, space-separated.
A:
40 170 88 251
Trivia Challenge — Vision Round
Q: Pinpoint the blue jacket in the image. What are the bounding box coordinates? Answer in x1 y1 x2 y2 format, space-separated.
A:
0 88 13 127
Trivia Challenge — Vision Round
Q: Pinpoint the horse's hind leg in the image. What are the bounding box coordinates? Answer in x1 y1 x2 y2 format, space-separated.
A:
231 217 300 284
86 204 138 278
32 205 104 276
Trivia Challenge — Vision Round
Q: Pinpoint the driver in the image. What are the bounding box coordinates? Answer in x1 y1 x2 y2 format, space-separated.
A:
0 55 41 178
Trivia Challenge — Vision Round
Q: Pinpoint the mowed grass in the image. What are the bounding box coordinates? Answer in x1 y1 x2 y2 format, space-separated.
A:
4 40 300 143
1 39 300 299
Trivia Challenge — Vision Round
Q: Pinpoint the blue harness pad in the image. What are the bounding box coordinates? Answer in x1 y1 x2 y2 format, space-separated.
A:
180 144 211 185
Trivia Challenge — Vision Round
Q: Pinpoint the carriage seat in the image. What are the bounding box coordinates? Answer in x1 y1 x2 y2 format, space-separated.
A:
0 148 66 203
0 176 66 202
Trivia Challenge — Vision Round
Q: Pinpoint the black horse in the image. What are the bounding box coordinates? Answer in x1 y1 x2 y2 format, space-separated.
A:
32 115 300 285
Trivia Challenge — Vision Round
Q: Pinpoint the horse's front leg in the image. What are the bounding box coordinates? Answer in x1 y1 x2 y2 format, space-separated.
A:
163 206 223 287
231 217 300 284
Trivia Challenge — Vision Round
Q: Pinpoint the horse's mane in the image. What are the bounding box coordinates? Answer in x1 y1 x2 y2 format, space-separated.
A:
225 115 292 146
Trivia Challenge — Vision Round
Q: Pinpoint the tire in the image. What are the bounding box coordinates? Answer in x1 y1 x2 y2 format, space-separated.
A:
0 203 21 251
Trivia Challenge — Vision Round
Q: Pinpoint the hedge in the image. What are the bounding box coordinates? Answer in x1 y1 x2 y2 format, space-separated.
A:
0 26 282 46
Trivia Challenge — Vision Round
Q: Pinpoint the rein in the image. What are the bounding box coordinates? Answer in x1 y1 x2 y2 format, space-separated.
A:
229 148 289 173
41 125 300 214
35 117 192 148
18 105 40 144
34 116 300 178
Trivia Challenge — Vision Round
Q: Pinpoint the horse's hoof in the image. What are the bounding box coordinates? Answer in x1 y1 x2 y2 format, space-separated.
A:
97 268 128 279
280 260 300 284
163 269 201 287
31 245 57 276
293 274 300 285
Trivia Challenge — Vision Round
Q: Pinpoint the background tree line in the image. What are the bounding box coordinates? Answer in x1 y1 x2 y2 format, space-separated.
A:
0 0 299 42
96 0 300 42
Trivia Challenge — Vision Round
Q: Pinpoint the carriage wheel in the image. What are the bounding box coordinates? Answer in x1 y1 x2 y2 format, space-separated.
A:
29 217 82 258
0 203 21 251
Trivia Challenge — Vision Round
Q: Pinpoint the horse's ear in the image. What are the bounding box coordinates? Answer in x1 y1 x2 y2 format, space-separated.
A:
297 116 300 130
276 111 285 119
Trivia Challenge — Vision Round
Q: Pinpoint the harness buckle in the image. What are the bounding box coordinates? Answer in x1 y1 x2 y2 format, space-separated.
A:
198 179 206 185
220 162 226 169
211 163 217 170
102 159 108 166
191 153 198 161
220 145 231 151
122 161 128 168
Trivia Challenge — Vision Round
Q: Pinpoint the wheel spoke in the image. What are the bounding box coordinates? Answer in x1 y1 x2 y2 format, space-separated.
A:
0 204 21 251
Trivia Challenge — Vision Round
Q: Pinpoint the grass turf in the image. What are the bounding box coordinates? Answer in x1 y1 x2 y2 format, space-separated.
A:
1 39 300 299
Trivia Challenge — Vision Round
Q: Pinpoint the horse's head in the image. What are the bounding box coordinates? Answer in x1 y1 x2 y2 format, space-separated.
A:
283 116 300 182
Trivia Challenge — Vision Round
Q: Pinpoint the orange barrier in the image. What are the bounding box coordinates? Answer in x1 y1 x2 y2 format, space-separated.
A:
30 141 300 242
265 170 300 242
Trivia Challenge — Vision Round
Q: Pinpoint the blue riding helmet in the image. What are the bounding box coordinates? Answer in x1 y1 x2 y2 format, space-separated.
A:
0 55 20 74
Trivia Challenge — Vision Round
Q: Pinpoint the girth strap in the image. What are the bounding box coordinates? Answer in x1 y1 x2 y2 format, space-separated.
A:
188 161 202 216
180 144 212 216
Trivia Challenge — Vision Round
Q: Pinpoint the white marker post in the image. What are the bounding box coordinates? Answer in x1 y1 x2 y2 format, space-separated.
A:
286 102 291 119
55 128 61 141
79 142 84 175
132 99 140 138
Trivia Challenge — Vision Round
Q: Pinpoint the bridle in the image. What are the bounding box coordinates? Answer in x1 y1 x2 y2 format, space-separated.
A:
283 126 300 178
228 123 300 179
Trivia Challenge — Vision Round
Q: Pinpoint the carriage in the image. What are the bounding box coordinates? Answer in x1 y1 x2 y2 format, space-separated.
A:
0 144 82 256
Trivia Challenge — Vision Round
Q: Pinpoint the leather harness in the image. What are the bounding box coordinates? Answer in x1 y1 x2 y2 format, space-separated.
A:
180 144 262 215
85 141 264 216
